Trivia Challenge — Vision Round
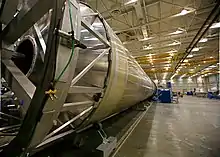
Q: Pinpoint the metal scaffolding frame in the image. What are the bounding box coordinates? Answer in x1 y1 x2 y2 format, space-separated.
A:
0 0 110 155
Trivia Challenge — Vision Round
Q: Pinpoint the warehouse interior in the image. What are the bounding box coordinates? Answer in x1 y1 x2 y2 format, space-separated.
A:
87 0 219 92
0 0 219 157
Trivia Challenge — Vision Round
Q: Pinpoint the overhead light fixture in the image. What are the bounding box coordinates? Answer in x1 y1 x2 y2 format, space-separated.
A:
171 74 176 79
209 56 213 58
13 11 19 17
167 49 177 53
199 38 208 43
170 53 174 56
210 22 220 29
192 47 200 52
165 67 169 70
146 53 153 57
139 37 154 41
124 0 138 5
180 74 187 78
143 45 153 50
168 41 181 46
187 54 193 58
209 65 217 68
169 28 186 35
172 8 195 17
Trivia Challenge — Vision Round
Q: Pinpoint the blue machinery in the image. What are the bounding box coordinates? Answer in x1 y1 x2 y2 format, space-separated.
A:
158 89 173 103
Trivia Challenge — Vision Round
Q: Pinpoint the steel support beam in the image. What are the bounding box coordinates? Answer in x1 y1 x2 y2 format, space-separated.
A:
114 5 216 34
28 0 81 148
71 48 110 86
81 18 110 47
0 0 54 44
0 0 67 155
33 24 46 61
0 0 19 24
36 130 74 148
173 2 220 73
69 86 103 94
44 106 93 140
1 60 36 114
61 101 94 112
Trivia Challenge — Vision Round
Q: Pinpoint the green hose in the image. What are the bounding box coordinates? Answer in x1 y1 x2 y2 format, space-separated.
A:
55 0 75 83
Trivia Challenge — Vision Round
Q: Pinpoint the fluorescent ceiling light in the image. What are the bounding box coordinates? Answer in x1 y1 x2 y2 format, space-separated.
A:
169 28 186 35
192 47 200 52
167 49 177 53
14 11 19 17
143 45 153 50
169 30 183 35
171 74 176 79
180 74 186 78
168 41 181 46
210 22 220 29
199 38 208 43
164 56 172 59
187 54 193 58
145 53 153 57
139 37 154 41
124 0 138 5
170 53 174 56
209 65 217 68
172 8 195 17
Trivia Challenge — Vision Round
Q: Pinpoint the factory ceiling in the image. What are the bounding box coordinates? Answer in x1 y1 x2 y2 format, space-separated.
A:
87 0 219 81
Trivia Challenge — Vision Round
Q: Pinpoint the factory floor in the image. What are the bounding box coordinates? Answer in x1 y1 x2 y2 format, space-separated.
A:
114 96 220 157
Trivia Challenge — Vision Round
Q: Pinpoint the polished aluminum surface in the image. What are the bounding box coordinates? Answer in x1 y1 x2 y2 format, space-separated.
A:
2 1 156 142
7 2 156 124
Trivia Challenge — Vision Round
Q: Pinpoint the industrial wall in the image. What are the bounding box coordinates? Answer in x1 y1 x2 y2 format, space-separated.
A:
171 74 219 93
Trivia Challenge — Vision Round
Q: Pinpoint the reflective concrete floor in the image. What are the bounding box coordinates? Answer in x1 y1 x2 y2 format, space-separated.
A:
115 96 220 157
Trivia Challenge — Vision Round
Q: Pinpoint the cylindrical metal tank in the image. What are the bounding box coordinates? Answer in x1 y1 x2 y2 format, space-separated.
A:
10 1 156 128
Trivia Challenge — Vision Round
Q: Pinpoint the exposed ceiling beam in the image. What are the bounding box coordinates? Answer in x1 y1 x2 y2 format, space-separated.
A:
123 24 203 45
103 0 160 20
114 4 215 34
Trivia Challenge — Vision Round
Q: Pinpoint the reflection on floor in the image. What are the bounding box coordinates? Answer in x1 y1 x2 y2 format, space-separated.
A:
115 96 220 157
